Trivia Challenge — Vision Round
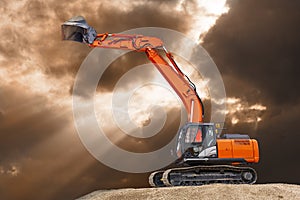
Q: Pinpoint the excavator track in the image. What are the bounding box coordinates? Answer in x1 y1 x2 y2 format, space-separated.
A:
148 171 165 187
149 165 257 187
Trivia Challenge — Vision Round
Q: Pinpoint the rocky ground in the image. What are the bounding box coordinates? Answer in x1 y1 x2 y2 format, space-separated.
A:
78 184 300 200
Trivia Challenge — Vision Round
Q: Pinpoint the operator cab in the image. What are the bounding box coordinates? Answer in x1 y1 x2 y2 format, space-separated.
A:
176 123 217 159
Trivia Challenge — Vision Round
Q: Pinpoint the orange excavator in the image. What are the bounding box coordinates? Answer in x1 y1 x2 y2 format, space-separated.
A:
62 16 259 187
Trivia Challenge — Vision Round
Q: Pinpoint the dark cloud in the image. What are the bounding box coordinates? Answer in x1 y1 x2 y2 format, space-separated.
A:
0 110 4 121
0 85 66 158
0 83 184 199
0 83 180 200
203 0 300 183
255 103 300 183
204 0 300 105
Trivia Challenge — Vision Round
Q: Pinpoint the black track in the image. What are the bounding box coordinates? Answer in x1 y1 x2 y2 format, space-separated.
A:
149 165 257 187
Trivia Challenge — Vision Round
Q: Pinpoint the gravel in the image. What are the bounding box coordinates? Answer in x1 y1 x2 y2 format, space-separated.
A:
77 184 300 200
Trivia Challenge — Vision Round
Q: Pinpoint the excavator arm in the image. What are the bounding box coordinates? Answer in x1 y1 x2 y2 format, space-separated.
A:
62 16 204 123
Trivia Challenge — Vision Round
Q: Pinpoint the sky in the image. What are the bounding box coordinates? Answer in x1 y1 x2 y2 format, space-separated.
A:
0 0 299 199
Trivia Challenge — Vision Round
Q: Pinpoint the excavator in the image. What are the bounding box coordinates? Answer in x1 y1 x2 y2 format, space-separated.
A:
61 16 260 187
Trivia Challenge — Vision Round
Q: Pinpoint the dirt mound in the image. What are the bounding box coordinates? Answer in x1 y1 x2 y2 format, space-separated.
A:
78 184 300 200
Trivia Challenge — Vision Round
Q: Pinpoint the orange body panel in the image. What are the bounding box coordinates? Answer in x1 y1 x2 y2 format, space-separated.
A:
217 139 259 163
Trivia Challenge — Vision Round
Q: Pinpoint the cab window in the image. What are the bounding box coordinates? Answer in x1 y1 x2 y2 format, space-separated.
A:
185 126 202 143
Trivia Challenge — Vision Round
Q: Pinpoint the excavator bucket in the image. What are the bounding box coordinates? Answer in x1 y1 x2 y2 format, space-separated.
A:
61 16 97 44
